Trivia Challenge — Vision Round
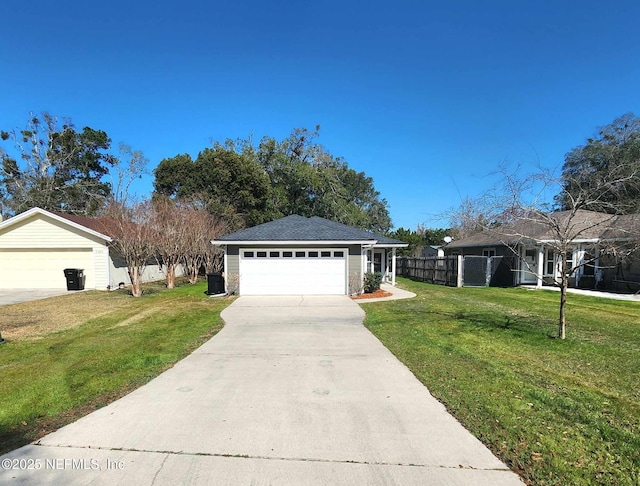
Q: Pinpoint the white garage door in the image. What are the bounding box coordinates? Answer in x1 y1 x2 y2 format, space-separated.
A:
240 248 347 295
0 248 94 290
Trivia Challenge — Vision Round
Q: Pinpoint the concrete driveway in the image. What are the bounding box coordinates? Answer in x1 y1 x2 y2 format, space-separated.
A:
0 296 522 485
0 289 74 306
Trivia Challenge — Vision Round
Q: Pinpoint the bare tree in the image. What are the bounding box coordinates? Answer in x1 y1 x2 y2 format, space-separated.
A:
103 200 155 297
182 207 227 283
110 143 148 205
456 163 638 339
150 198 190 289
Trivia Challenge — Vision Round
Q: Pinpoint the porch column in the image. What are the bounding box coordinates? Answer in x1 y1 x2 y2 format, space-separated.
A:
370 250 374 273
536 247 544 289
223 245 228 293
391 247 397 286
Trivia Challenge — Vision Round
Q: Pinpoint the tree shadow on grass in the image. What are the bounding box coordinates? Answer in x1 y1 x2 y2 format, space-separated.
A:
449 309 558 339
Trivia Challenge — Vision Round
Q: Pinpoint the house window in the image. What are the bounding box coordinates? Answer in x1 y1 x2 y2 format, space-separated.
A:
256 251 267 258
244 251 254 258
482 248 496 257
546 250 556 275
270 251 280 258
282 251 293 258
566 251 574 275
334 251 344 258
295 251 306 257
321 251 331 258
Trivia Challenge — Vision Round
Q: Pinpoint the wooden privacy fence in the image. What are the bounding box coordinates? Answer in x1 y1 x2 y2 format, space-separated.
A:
396 256 459 287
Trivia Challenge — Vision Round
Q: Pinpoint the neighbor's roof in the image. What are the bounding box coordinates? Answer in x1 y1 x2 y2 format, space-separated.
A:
0 207 113 242
213 215 407 246
446 210 639 249
50 211 121 240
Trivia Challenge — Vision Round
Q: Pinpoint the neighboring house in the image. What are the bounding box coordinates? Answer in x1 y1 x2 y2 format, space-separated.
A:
421 245 445 258
0 207 178 291
211 214 408 295
444 210 640 290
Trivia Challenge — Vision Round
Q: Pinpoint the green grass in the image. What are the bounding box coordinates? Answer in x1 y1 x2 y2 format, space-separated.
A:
0 281 231 454
363 278 640 485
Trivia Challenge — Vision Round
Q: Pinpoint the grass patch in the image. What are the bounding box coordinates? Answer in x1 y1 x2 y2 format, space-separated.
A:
363 278 640 485
0 280 232 454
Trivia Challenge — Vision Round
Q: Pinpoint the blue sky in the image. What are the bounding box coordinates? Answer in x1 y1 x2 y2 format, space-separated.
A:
2 0 639 230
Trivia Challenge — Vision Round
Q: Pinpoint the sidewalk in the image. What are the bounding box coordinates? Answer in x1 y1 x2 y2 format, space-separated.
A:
355 283 417 303
521 285 640 302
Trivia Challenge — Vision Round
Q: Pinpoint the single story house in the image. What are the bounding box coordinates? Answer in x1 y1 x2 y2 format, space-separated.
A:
211 214 408 295
444 209 639 290
0 207 176 290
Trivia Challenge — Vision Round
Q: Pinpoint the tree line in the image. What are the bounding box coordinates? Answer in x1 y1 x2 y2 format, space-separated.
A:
0 114 394 295
0 117 392 233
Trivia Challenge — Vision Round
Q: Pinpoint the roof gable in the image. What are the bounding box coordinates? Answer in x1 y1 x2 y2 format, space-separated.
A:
0 208 113 242
214 215 406 245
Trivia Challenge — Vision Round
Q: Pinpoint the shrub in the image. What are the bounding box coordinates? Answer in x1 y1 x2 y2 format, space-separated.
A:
363 272 383 293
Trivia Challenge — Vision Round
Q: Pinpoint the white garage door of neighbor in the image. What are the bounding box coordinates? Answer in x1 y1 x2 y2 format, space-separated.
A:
240 248 347 295
0 248 94 290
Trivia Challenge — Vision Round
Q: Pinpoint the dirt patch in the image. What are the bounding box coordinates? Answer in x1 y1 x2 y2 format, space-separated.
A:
0 291 132 340
351 289 393 300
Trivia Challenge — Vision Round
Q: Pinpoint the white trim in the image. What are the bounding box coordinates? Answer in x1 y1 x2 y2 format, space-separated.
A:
391 247 397 286
536 247 545 288
213 239 378 246
537 238 601 244
223 245 228 293
0 207 112 242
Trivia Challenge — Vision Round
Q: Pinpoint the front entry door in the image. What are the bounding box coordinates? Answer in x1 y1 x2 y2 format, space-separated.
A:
373 251 384 273
521 248 538 284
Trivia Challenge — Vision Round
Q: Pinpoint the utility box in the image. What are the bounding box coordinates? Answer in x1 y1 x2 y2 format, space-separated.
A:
206 273 225 295
63 268 85 291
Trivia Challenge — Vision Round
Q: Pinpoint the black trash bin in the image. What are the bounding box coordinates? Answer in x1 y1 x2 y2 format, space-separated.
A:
206 273 225 295
63 268 85 291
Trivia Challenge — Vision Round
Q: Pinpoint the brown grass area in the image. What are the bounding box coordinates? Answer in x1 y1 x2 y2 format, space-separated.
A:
0 291 133 340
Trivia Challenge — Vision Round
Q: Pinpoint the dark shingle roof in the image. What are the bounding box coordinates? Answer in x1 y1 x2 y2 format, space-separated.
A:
215 215 406 245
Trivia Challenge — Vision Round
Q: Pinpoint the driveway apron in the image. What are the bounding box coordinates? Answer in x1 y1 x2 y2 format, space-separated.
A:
1 295 522 485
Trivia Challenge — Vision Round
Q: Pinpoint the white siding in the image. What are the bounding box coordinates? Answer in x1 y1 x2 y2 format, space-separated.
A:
0 213 110 290
0 215 105 248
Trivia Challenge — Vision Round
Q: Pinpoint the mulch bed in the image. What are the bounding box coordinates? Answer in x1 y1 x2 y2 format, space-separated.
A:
351 289 393 300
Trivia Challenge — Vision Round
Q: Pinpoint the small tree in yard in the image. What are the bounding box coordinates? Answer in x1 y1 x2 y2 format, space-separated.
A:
151 198 190 289
455 162 638 339
104 200 155 297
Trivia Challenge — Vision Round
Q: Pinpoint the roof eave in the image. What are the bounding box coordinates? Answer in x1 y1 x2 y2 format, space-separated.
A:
373 243 409 248
0 207 113 242
212 239 378 246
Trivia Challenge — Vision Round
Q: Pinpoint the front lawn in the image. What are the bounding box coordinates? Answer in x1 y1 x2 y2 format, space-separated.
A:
0 281 231 455
363 279 640 485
